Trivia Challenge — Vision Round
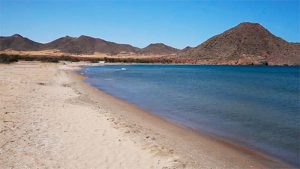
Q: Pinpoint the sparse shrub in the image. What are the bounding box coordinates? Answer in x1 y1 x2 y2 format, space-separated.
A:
0 54 19 64
0 53 171 64
38 56 59 63
89 59 101 63
22 56 35 61
261 61 268 66
60 55 80 62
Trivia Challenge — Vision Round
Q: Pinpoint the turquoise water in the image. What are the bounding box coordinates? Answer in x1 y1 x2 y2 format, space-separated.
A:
81 65 300 167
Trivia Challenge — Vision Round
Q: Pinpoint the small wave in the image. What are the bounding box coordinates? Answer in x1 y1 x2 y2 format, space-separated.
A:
104 78 113 81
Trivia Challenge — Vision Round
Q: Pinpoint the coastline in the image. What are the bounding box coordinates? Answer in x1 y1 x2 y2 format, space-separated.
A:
73 64 294 168
80 63 300 167
0 61 294 169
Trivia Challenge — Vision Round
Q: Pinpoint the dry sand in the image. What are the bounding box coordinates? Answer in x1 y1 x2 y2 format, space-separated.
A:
0 61 292 169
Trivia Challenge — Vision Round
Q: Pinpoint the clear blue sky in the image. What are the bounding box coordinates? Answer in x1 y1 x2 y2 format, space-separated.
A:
0 0 299 49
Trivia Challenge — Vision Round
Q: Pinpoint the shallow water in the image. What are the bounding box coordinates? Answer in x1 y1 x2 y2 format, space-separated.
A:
81 65 300 167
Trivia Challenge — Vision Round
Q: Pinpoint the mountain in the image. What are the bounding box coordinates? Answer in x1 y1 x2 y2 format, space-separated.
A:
139 43 179 55
0 34 139 55
179 22 300 65
181 46 192 52
0 34 43 51
44 35 139 55
1 23 299 65
0 34 179 55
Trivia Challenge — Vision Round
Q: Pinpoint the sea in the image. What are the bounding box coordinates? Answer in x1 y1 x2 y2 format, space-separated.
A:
80 64 300 167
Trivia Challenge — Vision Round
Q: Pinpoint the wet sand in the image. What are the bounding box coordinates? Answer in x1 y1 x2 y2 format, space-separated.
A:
0 61 293 169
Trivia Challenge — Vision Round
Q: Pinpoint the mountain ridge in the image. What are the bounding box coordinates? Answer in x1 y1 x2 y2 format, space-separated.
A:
0 34 43 51
43 35 139 55
178 22 300 65
0 34 177 55
1 22 299 65
139 43 179 55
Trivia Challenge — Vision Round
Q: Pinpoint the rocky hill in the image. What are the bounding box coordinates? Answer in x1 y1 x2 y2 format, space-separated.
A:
0 35 178 55
1 23 299 65
44 35 139 55
0 34 43 51
139 43 179 55
179 22 300 65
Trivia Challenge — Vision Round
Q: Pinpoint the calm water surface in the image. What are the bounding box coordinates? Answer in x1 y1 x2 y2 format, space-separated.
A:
81 65 300 167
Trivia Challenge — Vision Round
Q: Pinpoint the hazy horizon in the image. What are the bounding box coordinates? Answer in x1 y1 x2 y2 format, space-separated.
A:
0 0 299 49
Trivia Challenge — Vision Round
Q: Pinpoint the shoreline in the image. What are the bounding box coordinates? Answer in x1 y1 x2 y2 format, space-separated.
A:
1 61 176 168
0 61 295 168
73 63 294 168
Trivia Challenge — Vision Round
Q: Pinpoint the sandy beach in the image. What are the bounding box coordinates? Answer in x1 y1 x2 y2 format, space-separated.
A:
0 61 293 169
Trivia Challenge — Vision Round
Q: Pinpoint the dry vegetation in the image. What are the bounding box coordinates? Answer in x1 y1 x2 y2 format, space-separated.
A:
0 53 173 64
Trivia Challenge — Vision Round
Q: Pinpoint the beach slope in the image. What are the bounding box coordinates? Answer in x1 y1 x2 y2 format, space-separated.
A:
0 62 292 169
0 62 175 168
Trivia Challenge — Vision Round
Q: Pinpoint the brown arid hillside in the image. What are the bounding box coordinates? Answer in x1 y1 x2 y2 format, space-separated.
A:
0 35 139 55
178 22 300 65
181 46 192 52
0 34 43 51
139 43 179 55
1 23 299 65
0 34 179 56
44 35 139 55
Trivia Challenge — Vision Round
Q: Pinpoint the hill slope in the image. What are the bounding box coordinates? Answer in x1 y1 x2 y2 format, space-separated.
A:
0 34 43 51
1 23 299 65
139 43 179 55
179 22 300 65
44 35 139 55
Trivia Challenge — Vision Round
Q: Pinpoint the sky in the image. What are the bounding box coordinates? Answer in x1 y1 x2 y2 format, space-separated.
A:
0 0 299 49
